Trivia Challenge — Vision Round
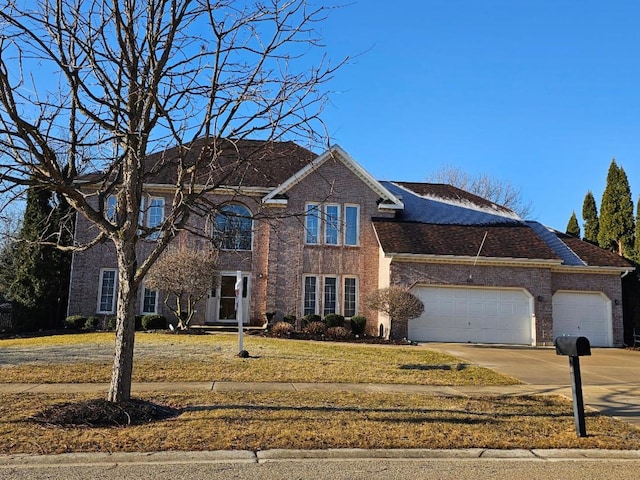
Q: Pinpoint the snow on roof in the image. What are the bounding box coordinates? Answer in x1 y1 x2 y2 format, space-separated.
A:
380 181 522 225
526 221 586 266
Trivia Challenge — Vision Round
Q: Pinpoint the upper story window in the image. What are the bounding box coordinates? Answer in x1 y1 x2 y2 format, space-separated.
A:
324 205 340 245
213 204 252 251
344 205 359 246
146 197 165 239
106 195 117 223
305 203 320 244
304 203 360 246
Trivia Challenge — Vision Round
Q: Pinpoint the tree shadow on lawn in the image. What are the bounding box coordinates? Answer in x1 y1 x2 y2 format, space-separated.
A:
30 395 579 428
399 363 471 371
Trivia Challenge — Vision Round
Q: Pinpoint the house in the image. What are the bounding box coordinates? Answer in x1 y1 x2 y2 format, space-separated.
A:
67 140 635 346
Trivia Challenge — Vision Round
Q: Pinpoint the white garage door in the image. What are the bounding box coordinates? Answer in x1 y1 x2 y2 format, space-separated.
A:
552 291 612 347
409 286 534 345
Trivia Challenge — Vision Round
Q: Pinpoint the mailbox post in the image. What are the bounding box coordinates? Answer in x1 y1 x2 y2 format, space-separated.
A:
554 336 591 437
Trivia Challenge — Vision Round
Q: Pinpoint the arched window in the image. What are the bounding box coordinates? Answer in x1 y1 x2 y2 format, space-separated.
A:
213 204 252 251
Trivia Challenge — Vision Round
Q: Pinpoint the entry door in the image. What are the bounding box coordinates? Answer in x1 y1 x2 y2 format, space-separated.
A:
206 273 250 324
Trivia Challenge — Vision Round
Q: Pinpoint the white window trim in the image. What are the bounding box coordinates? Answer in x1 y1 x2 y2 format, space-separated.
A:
141 284 159 315
146 196 165 240
343 276 358 318
304 203 321 245
97 268 118 314
303 275 319 316
343 204 360 246
324 204 341 245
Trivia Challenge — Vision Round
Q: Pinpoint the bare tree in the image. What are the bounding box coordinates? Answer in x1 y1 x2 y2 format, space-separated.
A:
364 286 424 339
428 164 533 219
0 0 343 402
144 244 218 330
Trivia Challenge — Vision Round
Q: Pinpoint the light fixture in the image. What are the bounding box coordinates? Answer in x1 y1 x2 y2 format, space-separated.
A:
537 295 543 302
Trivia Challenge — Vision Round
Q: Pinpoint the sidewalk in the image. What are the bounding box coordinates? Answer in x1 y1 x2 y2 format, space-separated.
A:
0 380 573 397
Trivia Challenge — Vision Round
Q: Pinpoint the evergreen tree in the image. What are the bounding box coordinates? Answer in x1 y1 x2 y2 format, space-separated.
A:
635 198 640 262
598 160 635 258
582 191 599 245
566 211 580 237
6 187 72 331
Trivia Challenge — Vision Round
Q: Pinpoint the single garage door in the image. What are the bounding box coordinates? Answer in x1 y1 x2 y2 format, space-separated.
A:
552 291 612 347
409 286 534 345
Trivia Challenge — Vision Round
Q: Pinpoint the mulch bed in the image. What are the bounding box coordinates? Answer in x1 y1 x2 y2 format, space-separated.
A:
32 399 181 427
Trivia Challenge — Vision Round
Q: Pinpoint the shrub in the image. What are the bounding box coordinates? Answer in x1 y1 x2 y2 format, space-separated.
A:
141 314 168 330
350 315 367 335
106 316 117 330
271 321 293 336
326 326 351 339
65 315 86 330
84 316 100 330
303 313 321 324
304 321 326 336
283 314 297 325
324 313 344 328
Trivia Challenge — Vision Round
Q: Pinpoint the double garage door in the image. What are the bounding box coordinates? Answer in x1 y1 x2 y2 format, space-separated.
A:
408 286 534 345
408 286 613 346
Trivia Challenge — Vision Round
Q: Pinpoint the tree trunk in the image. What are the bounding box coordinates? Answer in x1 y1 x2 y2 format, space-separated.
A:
108 240 139 403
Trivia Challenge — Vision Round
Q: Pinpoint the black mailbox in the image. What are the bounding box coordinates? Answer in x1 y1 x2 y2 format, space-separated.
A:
554 336 591 357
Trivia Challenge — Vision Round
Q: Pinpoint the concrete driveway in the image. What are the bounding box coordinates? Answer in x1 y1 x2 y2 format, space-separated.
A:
426 343 640 426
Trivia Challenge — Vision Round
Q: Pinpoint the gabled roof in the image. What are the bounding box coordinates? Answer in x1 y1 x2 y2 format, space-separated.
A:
373 181 634 271
262 145 403 209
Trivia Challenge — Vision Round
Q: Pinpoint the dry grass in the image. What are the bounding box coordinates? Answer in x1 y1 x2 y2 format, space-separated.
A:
3 391 640 454
0 332 517 385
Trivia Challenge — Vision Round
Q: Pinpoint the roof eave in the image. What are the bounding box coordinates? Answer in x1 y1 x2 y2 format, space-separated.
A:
384 253 563 267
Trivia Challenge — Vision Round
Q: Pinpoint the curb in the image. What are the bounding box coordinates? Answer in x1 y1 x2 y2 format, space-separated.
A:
3 449 640 467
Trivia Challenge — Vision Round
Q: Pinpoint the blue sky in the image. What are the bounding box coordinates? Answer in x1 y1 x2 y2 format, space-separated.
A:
317 1 640 231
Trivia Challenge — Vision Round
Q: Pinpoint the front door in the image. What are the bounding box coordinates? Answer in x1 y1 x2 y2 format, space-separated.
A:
206 273 250 324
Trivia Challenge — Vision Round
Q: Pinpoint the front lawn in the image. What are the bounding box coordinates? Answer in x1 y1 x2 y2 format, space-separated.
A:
0 332 517 385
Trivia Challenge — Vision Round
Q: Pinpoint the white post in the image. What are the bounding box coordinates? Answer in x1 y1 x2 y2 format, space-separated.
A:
235 270 244 353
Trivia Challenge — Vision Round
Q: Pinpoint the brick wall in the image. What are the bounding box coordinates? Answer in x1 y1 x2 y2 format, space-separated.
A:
387 260 623 345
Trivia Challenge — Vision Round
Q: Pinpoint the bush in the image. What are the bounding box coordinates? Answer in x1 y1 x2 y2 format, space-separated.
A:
106 316 117 330
326 326 351 339
303 313 321 324
84 316 100 330
271 321 293 336
283 314 296 325
65 315 86 330
350 315 367 335
141 314 168 330
304 321 326 336
324 313 344 328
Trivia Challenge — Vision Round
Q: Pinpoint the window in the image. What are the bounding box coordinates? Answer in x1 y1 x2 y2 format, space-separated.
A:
213 204 252 250
304 203 360 247
323 277 338 316
324 205 340 245
106 195 117 223
305 203 320 244
98 269 117 314
344 205 359 246
142 287 158 314
344 277 357 317
146 197 164 239
303 276 318 316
